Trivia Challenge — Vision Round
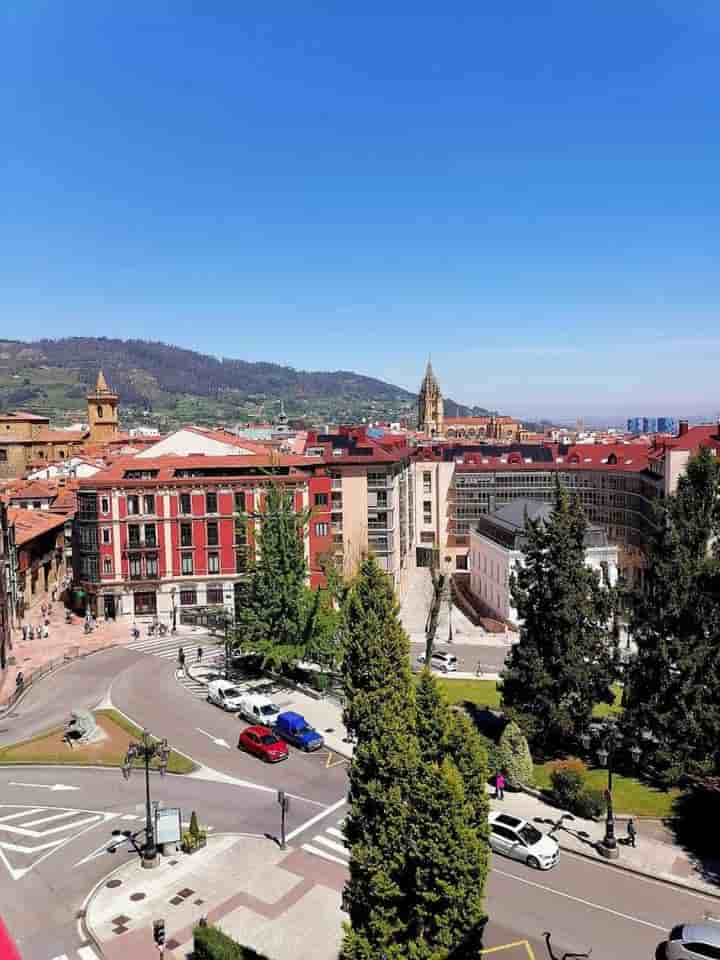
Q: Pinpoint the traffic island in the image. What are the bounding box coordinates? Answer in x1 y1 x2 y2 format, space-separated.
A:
85 834 345 960
0 709 195 774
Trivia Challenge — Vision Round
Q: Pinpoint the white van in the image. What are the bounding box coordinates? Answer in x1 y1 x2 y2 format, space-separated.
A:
238 694 282 726
207 679 245 712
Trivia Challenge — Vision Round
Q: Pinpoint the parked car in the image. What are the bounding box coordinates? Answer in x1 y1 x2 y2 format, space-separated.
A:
274 711 324 751
207 679 245 712
662 920 720 959
238 694 281 726
238 725 289 763
488 812 559 870
416 651 458 673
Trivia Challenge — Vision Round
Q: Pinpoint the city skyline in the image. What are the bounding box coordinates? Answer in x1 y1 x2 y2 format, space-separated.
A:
2 4 719 416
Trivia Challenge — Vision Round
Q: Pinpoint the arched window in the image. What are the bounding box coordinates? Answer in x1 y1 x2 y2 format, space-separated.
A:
97 405 103 418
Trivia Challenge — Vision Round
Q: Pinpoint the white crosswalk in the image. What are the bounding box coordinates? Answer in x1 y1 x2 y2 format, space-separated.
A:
301 817 349 867
51 947 99 960
123 636 222 700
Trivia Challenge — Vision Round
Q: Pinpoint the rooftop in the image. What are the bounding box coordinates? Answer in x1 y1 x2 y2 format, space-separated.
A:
9 508 70 546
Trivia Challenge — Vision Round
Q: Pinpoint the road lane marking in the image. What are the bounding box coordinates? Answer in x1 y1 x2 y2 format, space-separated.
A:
314 835 348 856
492 866 666 931
78 947 99 960
300 843 348 866
23 810 86 828
480 942 535 958
285 795 347 843
195 727 231 749
8 781 80 792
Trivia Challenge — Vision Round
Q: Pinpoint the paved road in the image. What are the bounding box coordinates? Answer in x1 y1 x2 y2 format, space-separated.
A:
2 643 717 960
409 639 510 675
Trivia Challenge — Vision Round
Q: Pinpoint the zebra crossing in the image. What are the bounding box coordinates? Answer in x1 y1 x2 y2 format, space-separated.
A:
123 635 222 700
301 816 349 867
50 947 99 960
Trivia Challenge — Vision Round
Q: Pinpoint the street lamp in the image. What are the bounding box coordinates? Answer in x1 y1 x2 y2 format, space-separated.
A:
121 728 171 868
170 587 177 634
580 720 640 859
223 585 235 679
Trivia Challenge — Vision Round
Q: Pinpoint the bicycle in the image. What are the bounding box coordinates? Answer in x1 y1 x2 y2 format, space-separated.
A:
543 931 592 960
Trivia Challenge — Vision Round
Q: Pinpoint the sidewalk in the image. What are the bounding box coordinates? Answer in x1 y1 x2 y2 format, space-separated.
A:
86 834 345 960
488 787 720 899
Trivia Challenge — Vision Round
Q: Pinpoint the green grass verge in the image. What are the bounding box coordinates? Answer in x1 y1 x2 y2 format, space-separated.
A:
0 709 194 774
433 678 502 709
533 761 679 818
592 683 624 718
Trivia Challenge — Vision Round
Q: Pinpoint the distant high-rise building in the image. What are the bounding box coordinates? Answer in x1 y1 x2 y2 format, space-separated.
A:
627 416 675 434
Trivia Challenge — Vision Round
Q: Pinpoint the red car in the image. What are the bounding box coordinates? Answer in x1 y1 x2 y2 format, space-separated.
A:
238 725 289 763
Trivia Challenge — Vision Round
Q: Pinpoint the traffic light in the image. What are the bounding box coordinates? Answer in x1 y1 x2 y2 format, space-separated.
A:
153 919 165 946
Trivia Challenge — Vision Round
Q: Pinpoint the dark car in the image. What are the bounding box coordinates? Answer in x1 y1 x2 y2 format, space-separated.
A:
274 711 324 751
238 725 289 763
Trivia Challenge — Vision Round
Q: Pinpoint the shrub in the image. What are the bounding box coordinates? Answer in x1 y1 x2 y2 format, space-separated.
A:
573 788 605 819
549 767 585 810
194 924 269 959
496 721 534 789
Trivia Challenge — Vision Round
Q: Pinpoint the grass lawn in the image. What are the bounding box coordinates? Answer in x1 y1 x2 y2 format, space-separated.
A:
592 683 624 718
533 761 679 818
434 678 501 709
0 709 194 774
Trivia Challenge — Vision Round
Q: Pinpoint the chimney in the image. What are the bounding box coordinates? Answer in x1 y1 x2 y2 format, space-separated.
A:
679 419 689 437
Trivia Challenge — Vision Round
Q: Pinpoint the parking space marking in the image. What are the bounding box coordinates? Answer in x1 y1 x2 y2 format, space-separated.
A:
480 942 535 958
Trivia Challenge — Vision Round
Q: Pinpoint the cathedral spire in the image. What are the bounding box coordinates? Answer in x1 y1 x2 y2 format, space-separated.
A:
417 358 444 437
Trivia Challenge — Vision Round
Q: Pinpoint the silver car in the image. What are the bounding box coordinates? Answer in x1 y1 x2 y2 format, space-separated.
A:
663 920 720 959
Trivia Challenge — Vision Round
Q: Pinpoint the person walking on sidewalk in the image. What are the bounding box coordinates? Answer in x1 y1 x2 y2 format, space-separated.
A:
495 771 506 801
197 646 203 663
627 818 637 848
178 647 186 671
21 623 27 642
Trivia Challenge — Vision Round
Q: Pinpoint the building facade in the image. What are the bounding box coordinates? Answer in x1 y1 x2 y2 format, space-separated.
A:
469 499 618 624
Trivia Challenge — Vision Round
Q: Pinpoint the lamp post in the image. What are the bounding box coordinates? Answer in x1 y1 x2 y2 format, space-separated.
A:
581 721 641 859
121 728 171 868
223 585 234 679
170 587 177 634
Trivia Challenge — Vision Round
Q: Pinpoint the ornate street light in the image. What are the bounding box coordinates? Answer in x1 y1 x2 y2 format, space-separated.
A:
580 720 640 859
121 728 171 867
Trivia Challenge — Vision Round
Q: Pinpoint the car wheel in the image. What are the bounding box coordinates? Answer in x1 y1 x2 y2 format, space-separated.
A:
526 856 540 870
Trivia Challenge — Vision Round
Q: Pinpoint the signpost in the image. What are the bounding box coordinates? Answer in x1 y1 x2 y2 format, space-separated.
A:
155 807 182 848
278 790 290 850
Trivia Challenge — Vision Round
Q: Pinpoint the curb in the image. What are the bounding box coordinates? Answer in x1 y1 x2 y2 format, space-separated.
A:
556 837 720 901
0 643 119 719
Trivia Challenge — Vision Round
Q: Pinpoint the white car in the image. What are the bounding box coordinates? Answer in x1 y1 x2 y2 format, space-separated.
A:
488 812 559 870
207 679 245 712
238 694 282 726
662 921 720 959
416 651 458 673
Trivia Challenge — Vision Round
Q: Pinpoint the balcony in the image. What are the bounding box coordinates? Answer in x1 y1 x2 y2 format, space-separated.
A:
331 478 342 490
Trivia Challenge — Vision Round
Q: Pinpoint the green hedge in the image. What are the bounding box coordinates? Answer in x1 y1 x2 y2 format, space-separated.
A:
478 719 534 789
193 924 270 960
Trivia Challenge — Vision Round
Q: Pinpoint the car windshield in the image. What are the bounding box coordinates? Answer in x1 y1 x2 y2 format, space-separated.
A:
519 824 543 845
260 734 280 745
223 688 241 698
260 704 279 716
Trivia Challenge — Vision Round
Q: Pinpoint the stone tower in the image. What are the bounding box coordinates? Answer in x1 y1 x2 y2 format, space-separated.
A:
417 359 444 437
87 370 119 444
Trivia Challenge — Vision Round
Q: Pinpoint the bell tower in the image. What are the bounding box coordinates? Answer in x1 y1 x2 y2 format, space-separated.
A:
87 370 119 444
417 359 444 437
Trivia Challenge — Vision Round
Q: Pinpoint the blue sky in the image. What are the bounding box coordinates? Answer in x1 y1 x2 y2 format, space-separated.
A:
1 3 719 418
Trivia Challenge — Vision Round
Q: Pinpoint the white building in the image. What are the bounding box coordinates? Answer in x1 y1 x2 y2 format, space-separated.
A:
469 498 618 625
135 426 269 459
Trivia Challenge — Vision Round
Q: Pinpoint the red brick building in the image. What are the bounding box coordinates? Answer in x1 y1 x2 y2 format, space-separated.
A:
75 455 331 621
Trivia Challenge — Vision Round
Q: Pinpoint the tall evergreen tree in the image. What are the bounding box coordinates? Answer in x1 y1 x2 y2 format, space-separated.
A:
500 484 618 755
232 482 312 668
624 447 720 783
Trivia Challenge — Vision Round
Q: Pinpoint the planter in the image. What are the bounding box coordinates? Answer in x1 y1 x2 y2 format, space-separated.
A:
182 839 207 855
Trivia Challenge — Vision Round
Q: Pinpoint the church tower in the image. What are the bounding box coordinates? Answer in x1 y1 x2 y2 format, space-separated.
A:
417 359 444 437
87 370 119 444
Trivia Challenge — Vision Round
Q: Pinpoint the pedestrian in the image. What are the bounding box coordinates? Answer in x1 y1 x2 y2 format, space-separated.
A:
21 623 27 642
627 818 637 848
28 626 34 641
41 602 47 617
178 647 185 670
197 646 203 663
42 623 49 638
51 587 56 602
495 771 506 801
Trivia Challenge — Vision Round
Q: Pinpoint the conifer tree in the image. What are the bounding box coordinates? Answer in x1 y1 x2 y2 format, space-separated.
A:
624 447 720 782
500 483 617 755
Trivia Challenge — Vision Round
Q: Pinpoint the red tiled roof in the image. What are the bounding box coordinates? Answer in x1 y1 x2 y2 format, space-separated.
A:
662 424 720 453
9 508 69 546
7 480 58 501
32 429 88 443
0 411 50 422
80 454 317 488
181 426 272 454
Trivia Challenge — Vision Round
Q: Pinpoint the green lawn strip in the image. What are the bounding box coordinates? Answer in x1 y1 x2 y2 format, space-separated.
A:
533 761 679 817
433 678 501 709
0 710 194 774
591 683 623 718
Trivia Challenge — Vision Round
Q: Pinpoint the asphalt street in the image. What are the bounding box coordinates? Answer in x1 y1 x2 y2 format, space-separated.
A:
1 643 717 960
409 639 510 675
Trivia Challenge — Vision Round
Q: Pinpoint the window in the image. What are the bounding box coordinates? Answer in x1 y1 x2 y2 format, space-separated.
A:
103 557 113 575
236 550 249 573
423 500 432 524
423 471 432 494
420 532 435 544
206 584 224 605
127 495 140 515
145 554 158 577
144 524 157 547
129 556 142 579
682 946 720 960
208 552 220 574
314 493 328 507
206 521 219 546
134 591 157 615
234 491 246 512
235 520 247 547
101 527 111 544
182 553 194 575
58 450 65 458
0 449 6 462
101 497 110 514
144 494 155 515
128 525 140 547
180 588 197 606
97 405 103 418
206 491 218 514
315 522 329 537
180 493 192 514
180 522 193 547
32 500 42 509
